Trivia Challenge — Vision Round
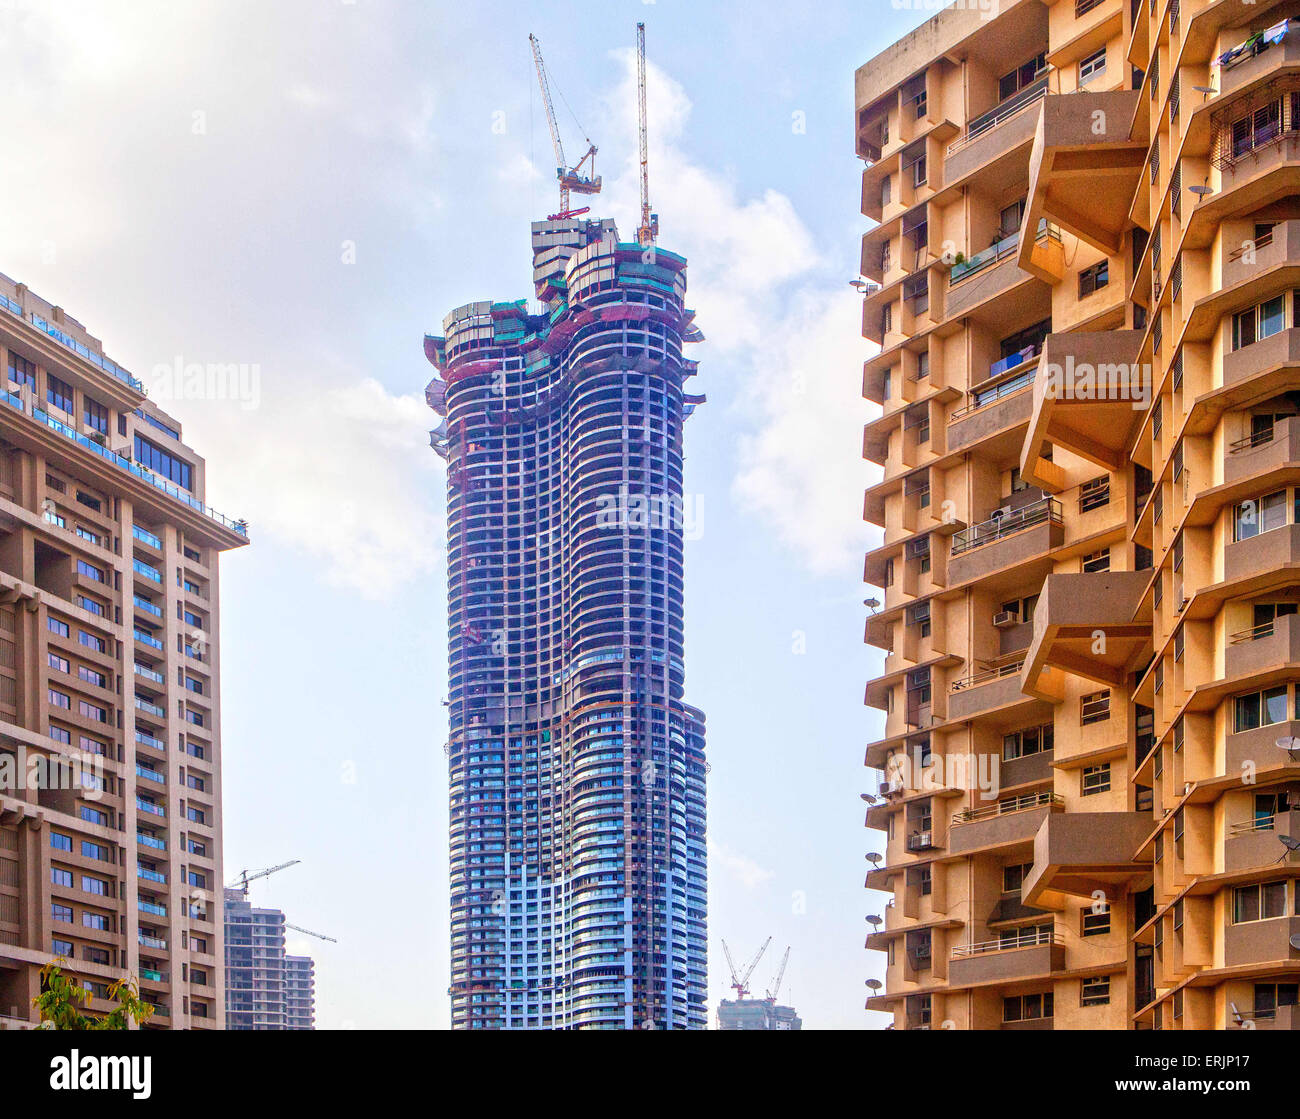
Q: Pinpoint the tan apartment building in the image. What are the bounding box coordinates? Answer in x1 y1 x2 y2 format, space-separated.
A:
860 0 1300 1029
0 273 247 1028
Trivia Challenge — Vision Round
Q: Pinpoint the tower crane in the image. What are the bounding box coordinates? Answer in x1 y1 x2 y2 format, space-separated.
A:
286 922 338 944
229 860 301 897
765 946 791 1003
635 22 658 246
529 33 601 221
722 936 771 1000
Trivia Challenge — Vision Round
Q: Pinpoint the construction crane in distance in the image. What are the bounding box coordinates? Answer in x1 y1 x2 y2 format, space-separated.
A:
765 946 791 1003
722 936 771 1000
286 922 337 945
529 33 601 221
635 22 658 246
229 860 301 897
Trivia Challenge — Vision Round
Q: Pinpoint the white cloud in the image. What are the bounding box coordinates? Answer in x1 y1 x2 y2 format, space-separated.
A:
708 838 774 890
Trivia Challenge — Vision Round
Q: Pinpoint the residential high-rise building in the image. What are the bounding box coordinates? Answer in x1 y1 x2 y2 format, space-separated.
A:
860 0 1300 1030
717 998 803 1030
284 953 316 1030
0 273 247 1029
425 217 709 1029
223 888 317 1030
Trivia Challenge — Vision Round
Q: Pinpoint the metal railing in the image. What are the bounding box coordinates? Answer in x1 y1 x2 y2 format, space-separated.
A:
950 496 1062 555
949 363 1037 421
947 75 1049 156
952 925 1060 958
950 659 1025 692
1230 620 1277 644
953 791 1062 823
906 830 935 851
1230 815 1278 835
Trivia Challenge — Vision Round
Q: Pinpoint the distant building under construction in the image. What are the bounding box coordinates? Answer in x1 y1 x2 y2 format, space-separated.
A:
717 999 803 1030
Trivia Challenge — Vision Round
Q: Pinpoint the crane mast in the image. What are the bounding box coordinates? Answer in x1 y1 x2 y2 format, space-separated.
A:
529 33 601 221
722 936 771 1000
765 946 791 1002
635 22 658 246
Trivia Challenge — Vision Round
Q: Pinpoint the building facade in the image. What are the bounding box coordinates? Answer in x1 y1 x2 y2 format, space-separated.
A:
860 0 1300 1029
0 274 247 1029
224 887 315 1030
285 953 316 1030
425 218 709 1029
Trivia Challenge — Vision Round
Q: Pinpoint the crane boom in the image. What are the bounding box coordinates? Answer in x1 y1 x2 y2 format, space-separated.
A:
635 22 657 245
286 922 337 944
766 946 790 1002
529 33 601 221
229 859 301 896
722 936 771 999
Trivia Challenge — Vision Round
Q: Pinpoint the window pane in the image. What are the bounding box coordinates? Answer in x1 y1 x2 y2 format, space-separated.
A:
1265 686 1289 725
1236 693 1262 732
1261 296 1286 338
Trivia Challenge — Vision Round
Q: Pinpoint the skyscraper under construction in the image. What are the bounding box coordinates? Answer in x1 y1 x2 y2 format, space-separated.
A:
425 218 708 1029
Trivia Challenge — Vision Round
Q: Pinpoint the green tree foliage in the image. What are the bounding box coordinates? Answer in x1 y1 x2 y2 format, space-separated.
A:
32 961 154 1030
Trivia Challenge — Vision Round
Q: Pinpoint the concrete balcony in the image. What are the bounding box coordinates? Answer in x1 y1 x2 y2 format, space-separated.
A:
1235 1003 1300 1030
1225 915 1300 969
1226 719 1300 774
1021 90 1143 261
1225 811 1300 873
949 792 1062 856
1224 414 1300 486
1222 326 1300 394
948 927 1064 988
1219 32 1300 102
947 362 1036 454
1226 612 1300 680
943 80 1044 186
948 661 1031 721
945 236 1034 321
947 497 1063 586
1222 221 1300 294
1021 570 1150 695
1223 522 1300 585
1020 329 1145 487
1023 810 1151 904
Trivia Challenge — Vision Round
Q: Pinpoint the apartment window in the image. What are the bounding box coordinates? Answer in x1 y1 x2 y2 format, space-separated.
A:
1235 490 1288 540
82 876 108 896
1082 548 1111 573
906 406 930 445
78 700 107 723
1003 862 1032 893
1003 723 1053 761
1080 475 1110 512
76 559 103 583
50 832 72 852
1000 199 1026 238
1254 983 1300 1021
83 397 108 435
81 840 109 861
1003 991 1053 1022
48 688 70 710
1082 763 1112 795
1234 881 1287 923
82 913 108 931
1080 690 1110 725
1233 294 1287 350
8 353 35 390
51 904 73 923
906 602 931 639
999 53 1047 101
1082 904 1111 936
1079 46 1107 85
48 652 69 674
51 867 73 888
1081 976 1111 1007
1079 258 1109 297
48 617 69 638
916 351 929 379
134 435 193 492
1234 685 1289 732
52 938 74 957
79 630 106 653
46 374 73 414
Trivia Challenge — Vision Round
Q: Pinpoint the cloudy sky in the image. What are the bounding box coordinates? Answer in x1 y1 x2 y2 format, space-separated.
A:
0 0 924 1028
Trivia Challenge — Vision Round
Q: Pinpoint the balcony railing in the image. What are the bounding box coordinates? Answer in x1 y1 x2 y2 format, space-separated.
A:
953 791 1062 823
1229 815 1278 835
951 925 1060 958
950 497 1062 555
1217 18 1293 72
950 659 1025 693
1230 621 1277 644
906 829 935 851
947 75 1049 156
950 362 1039 421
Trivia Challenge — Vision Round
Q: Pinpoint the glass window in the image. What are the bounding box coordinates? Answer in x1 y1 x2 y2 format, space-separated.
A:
46 374 73 414
1261 295 1286 339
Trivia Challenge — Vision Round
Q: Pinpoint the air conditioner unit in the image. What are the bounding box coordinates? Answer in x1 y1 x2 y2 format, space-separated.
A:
992 610 1019 628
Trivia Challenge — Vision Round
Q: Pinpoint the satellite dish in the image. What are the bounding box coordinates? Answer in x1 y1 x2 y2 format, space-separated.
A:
1289 934 1300 952
1277 736 1300 759
1276 835 1300 862
866 852 882 866
866 978 882 991
866 914 882 928
1188 185 1214 198
1192 85 1217 96
864 597 881 612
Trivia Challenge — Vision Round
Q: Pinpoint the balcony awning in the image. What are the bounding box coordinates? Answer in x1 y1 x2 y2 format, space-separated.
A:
1019 91 1144 272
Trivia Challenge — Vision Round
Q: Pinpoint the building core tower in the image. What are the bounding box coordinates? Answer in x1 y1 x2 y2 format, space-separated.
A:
426 219 708 1030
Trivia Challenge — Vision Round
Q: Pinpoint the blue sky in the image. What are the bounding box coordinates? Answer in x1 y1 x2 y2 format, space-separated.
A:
0 0 930 1028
